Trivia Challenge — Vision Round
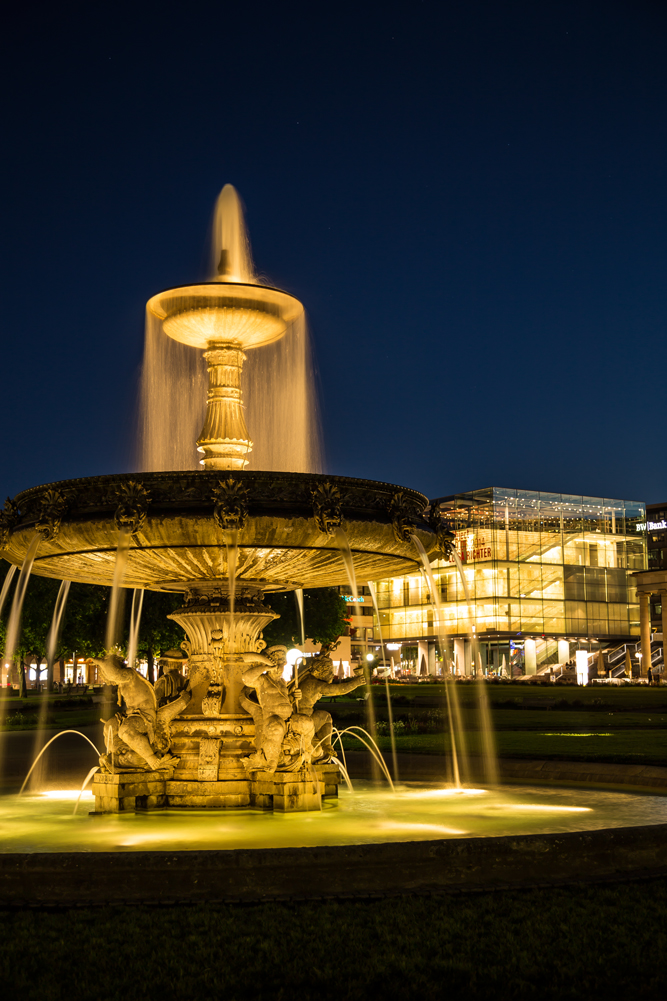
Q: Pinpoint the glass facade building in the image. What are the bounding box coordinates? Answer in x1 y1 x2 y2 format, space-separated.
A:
374 488 647 675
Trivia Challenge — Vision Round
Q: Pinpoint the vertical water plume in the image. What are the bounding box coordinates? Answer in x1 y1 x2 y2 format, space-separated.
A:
368 581 398 782
334 527 357 600
0 544 40 784
22 578 75 792
210 184 255 283
225 530 238 646
4 535 41 667
105 531 130 652
295 588 305 647
0 564 18 622
242 313 323 473
450 549 498 786
46 580 71 676
127 588 145 670
334 527 379 780
137 311 207 472
411 536 463 788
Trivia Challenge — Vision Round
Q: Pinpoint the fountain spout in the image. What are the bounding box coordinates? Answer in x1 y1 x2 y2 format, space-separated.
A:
211 184 255 284
147 184 303 470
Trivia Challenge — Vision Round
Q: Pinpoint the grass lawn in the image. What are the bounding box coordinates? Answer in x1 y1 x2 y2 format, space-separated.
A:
367 682 667 711
2 879 667 1000
349 728 667 766
328 682 667 767
0 695 106 731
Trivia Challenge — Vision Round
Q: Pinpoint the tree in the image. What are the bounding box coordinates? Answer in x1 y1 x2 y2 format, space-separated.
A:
262 587 348 649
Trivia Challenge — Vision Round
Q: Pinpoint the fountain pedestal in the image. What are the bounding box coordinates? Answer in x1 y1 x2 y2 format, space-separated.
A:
91 584 342 813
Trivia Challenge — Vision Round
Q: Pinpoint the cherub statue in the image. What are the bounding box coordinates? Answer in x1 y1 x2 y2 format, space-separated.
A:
239 645 315 774
89 654 190 773
295 648 365 760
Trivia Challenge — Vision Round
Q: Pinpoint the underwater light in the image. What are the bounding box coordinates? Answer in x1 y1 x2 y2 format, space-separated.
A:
498 804 592 813
403 787 487 798
40 790 93 801
377 822 467 835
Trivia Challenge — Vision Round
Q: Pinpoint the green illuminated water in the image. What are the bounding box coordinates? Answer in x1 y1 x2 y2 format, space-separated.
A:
3 783 666 853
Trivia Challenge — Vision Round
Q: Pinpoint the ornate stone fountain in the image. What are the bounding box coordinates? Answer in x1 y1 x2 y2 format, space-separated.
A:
0 186 449 813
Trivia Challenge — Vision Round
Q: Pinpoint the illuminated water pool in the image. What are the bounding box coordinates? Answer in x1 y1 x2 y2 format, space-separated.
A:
3 782 667 853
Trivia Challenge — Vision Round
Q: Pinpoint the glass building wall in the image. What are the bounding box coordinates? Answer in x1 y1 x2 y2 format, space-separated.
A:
374 488 646 672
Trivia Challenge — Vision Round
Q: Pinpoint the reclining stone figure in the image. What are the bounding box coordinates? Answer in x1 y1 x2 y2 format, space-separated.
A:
89 654 190 773
240 645 315 774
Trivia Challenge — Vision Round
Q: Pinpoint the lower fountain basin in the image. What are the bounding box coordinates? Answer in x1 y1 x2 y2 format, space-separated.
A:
6 783 667 853
4 782 667 906
3 777 667 905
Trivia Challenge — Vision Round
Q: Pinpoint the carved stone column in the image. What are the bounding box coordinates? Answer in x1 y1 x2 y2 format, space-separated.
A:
639 591 651 678
196 343 252 470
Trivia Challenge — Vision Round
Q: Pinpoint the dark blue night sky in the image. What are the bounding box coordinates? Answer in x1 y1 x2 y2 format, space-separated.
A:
1 0 665 505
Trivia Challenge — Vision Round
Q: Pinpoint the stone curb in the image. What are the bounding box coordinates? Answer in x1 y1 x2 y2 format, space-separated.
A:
2 755 666 907
1 821 667 907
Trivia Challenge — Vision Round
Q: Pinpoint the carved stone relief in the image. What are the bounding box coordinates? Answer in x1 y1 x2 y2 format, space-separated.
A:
197 738 221 781
212 477 249 533
311 481 343 535
35 489 67 541
389 491 419 545
114 481 151 535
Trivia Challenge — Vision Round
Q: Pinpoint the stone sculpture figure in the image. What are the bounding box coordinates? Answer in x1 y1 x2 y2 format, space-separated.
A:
240 645 315 774
155 648 189 706
90 654 190 772
295 651 365 761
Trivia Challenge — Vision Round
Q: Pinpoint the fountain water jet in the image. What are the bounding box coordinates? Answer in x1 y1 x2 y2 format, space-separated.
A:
24 578 74 792
46 580 71 677
332 727 394 790
126 588 144 670
73 766 100 816
4 534 41 668
334 526 380 780
0 564 17 621
19 730 101 797
368 581 399 783
105 530 130 652
295 587 305 646
411 534 464 788
450 548 498 786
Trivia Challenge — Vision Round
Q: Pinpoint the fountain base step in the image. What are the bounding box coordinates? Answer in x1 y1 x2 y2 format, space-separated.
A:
250 770 324 812
91 764 341 813
91 772 169 813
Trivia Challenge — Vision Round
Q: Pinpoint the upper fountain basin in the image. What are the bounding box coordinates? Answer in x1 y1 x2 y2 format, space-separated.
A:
0 471 440 592
146 282 304 350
